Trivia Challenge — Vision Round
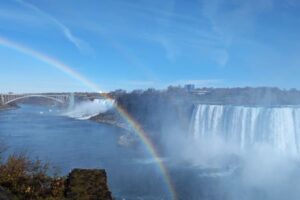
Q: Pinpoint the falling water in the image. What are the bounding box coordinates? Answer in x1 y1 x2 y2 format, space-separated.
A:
64 98 114 120
68 93 75 110
190 104 300 156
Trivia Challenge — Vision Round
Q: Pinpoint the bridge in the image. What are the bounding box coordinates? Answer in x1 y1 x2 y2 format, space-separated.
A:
0 94 70 105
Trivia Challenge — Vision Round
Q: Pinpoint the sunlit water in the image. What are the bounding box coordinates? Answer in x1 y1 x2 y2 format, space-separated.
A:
2 104 300 200
0 104 173 200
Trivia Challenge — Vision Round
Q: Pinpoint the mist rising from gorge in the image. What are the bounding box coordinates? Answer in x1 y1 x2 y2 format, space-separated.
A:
34 87 300 199
112 87 300 199
163 104 300 200
64 98 114 120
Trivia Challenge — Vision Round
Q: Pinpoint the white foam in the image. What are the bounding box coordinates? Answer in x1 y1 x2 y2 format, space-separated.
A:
190 104 300 156
64 99 114 120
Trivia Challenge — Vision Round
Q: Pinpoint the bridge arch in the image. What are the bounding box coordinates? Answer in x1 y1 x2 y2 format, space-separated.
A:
4 95 66 105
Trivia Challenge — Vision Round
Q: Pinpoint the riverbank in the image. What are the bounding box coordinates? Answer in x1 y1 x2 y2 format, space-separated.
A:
0 104 17 111
90 111 132 132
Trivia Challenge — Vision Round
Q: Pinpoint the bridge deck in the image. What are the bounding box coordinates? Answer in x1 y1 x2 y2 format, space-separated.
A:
0 94 70 105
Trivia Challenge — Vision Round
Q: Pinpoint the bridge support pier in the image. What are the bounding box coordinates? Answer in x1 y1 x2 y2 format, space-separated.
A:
0 95 4 105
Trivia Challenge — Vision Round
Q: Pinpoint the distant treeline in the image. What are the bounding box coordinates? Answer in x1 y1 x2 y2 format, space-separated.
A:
105 87 300 149
111 86 300 107
110 87 194 145
195 87 300 106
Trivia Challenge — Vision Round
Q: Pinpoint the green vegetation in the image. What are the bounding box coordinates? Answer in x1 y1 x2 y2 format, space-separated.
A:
65 169 112 200
0 154 65 200
0 151 112 200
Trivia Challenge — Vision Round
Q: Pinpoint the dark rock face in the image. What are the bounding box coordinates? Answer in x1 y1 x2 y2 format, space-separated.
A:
0 168 113 200
91 110 118 122
0 187 17 200
65 169 113 200
114 89 194 147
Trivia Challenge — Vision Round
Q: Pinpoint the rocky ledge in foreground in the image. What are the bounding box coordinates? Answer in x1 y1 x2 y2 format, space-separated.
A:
65 169 113 200
0 168 113 200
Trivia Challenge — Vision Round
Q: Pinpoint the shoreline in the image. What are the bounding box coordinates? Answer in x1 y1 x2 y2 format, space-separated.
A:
0 103 132 133
90 117 132 132
0 104 17 111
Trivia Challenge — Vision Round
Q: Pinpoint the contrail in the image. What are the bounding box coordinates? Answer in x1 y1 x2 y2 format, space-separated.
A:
15 0 92 54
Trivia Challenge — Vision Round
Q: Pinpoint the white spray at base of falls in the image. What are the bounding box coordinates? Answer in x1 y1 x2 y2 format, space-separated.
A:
190 104 300 156
64 99 114 120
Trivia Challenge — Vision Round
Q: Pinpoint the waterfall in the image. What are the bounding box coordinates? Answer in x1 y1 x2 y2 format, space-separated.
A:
64 99 114 120
68 93 75 110
190 104 300 156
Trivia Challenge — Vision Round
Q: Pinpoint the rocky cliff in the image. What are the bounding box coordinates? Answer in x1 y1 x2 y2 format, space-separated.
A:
65 169 113 200
0 162 113 200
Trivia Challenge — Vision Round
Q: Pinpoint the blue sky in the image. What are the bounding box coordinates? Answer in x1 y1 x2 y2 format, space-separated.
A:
0 0 300 92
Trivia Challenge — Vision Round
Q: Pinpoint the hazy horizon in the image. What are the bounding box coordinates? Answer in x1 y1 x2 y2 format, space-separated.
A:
2 85 300 94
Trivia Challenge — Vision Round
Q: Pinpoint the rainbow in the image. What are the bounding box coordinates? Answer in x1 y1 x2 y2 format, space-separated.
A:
0 36 178 199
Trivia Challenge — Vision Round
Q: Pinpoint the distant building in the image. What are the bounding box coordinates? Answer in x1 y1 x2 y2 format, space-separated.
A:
145 88 157 93
113 89 127 94
184 84 195 92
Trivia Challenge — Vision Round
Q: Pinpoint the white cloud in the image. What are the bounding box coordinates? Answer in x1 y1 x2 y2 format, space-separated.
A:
199 0 275 67
152 35 180 61
15 0 93 54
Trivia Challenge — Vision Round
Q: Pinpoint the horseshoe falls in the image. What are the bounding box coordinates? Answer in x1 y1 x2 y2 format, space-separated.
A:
190 104 300 156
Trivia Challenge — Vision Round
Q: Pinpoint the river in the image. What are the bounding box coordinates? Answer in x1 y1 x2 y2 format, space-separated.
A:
0 104 172 199
2 104 300 200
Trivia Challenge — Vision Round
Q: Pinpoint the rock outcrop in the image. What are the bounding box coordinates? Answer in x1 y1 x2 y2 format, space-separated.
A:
0 167 113 200
0 187 17 200
65 169 113 200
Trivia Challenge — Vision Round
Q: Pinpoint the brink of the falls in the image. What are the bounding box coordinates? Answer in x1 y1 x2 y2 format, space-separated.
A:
190 104 300 156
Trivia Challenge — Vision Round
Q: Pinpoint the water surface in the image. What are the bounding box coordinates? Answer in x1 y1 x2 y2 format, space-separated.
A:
0 104 171 199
